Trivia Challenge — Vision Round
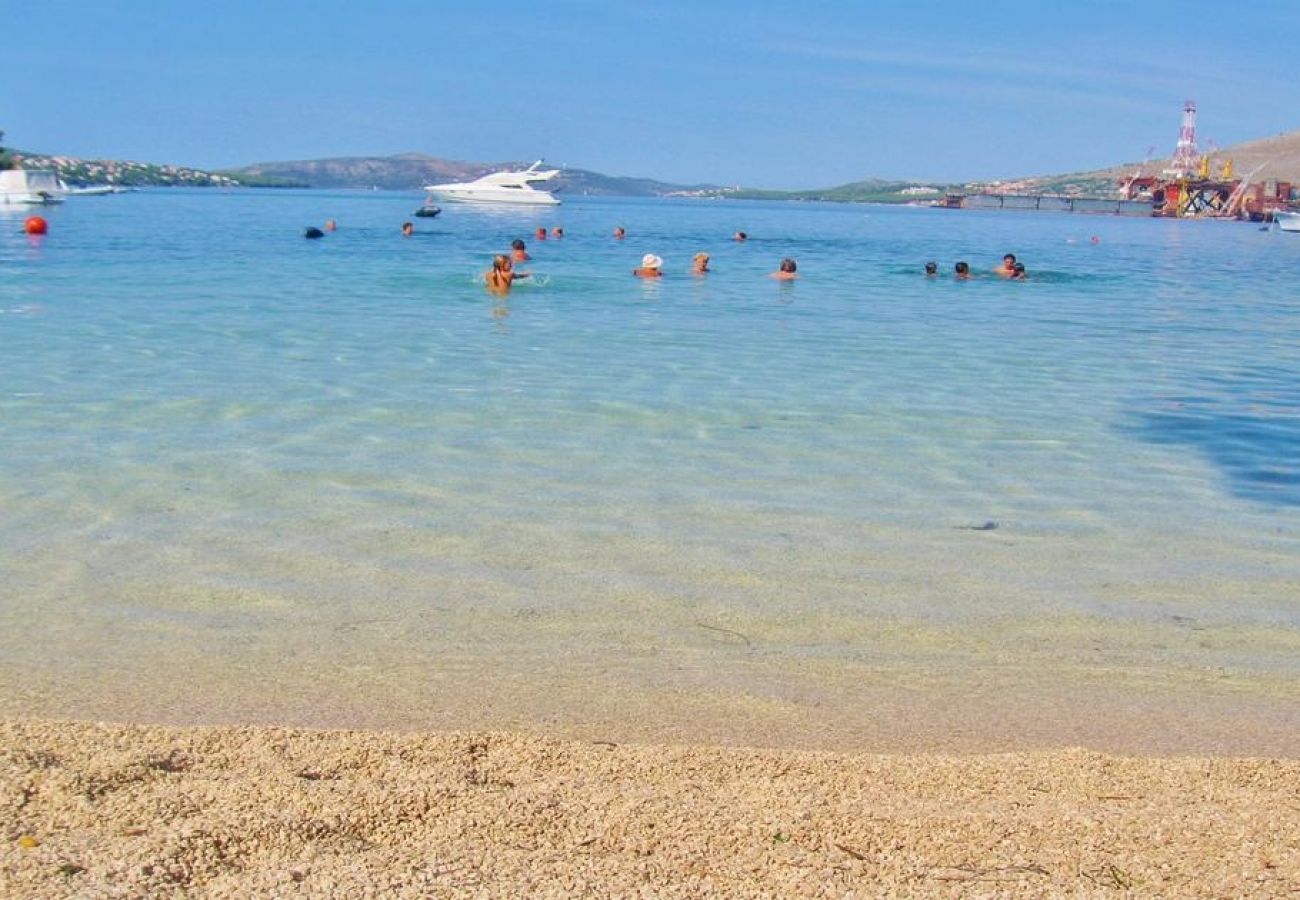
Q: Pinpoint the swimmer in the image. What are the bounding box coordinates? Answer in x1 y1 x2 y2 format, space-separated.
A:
551 227 564 239
924 261 938 276
692 252 710 274
613 226 626 239
535 227 547 240
511 238 530 262
771 258 797 281
955 261 971 280
324 219 338 232
732 231 748 242
485 254 529 293
995 253 1016 277
633 253 664 278
401 221 414 237
1010 262 1028 280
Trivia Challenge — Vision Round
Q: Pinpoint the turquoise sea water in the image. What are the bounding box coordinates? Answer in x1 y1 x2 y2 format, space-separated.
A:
2 190 1298 752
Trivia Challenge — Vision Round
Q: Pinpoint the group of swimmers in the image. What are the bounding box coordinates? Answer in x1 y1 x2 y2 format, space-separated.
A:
926 253 1028 280
486 226 798 294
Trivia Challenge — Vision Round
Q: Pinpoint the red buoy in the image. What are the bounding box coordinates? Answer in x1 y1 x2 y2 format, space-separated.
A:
24 216 48 236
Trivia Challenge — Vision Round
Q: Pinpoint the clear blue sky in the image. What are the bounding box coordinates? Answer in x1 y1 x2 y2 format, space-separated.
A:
5 0 1298 188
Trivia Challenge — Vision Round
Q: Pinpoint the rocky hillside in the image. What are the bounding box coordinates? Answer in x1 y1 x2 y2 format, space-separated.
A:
998 129 1300 196
226 153 717 196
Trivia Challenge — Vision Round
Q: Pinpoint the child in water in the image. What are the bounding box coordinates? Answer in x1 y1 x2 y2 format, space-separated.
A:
485 254 529 293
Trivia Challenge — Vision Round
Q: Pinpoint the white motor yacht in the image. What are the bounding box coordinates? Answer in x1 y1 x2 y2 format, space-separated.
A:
0 168 65 205
424 160 561 206
1273 210 1300 233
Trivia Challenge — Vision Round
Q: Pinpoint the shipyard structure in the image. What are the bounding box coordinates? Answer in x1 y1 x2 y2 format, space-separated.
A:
943 102 1299 220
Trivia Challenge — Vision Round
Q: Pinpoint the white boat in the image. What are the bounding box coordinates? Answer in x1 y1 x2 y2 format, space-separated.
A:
0 168 65 205
1274 210 1300 232
423 160 561 206
62 183 127 196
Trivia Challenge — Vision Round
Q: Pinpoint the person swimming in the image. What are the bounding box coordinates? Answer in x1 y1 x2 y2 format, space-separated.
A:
486 254 530 293
732 231 748 242
692 252 710 274
995 253 1016 277
324 219 338 232
401 221 414 237
613 226 626 239
771 258 797 280
924 261 938 276
511 239 530 262
535 227 547 240
955 261 971 279
1010 262 1028 280
551 227 564 239
633 253 664 278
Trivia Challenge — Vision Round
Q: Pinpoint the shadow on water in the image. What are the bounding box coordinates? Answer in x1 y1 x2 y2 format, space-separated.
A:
1127 367 1300 506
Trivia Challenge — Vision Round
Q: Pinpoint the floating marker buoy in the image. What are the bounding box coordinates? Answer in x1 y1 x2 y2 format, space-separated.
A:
24 216 48 235
304 226 325 239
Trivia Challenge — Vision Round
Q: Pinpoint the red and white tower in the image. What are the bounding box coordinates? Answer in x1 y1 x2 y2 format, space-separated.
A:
1165 100 1199 177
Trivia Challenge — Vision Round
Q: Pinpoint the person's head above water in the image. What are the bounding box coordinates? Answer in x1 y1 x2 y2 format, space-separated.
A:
613 226 626 239
401 221 413 236
511 239 526 250
1011 262 1027 279
732 231 748 242
771 258 798 280
1003 253 1016 265
924 261 938 275
535 227 547 240
955 261 970 277
780 258 796 273
693 252 710 272
633 253 664 277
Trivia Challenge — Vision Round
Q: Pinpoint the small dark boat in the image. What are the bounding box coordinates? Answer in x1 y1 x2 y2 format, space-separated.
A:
413 203 441 218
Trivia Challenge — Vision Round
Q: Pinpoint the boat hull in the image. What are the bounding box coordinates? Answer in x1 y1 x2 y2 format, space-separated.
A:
429 189 560 207
1275 211 1300 233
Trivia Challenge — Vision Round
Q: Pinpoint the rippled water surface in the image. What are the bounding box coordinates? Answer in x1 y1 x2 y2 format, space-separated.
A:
2 191 1298 752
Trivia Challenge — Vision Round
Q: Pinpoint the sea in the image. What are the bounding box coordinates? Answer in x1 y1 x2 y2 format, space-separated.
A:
2 189 1298 753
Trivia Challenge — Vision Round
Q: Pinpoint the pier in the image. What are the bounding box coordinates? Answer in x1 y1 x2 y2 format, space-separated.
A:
940 193 1153 216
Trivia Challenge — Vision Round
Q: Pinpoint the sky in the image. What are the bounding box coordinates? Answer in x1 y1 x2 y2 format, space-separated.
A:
4 0 1299 189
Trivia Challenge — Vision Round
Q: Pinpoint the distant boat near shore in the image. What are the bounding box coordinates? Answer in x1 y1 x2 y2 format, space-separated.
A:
0 168 65 205
1273 210 1300 232
62 183 128 196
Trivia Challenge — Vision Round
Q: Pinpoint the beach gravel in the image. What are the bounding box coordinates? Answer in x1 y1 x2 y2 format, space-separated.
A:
2 719 1297 897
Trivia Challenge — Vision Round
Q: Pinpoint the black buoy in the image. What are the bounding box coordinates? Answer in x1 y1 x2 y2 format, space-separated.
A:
413 205 441 218
304 226 325 239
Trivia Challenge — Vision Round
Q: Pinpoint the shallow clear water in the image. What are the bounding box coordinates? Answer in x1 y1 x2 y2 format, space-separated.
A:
2 191 1298 751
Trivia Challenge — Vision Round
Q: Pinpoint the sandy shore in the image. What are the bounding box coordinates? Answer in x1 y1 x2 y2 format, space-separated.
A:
2 720 1297 897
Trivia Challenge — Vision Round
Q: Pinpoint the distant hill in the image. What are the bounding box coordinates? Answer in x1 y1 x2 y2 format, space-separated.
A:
225 153 719 196
8 127 1300 199
8 149 248 187
724 129 1300 204
724 178 955 204
975 129 1300 197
